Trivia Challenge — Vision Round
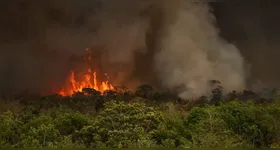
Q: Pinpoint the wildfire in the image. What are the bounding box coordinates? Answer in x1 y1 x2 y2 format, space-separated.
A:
58 48 115 96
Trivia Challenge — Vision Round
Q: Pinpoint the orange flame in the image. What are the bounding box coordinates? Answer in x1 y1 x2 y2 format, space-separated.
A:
58 48 115 96
58 70 115 96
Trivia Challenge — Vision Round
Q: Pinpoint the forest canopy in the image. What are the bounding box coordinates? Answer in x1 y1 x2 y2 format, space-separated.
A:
0 84 280 148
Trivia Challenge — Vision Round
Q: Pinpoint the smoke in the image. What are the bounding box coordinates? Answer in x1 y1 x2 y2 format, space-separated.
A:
0 0 96 94
212 1 280 91
90 0 247 98
0 0 246 98
154 1 246 98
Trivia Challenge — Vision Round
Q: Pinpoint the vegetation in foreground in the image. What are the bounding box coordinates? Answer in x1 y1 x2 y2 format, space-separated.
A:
1 83 280 148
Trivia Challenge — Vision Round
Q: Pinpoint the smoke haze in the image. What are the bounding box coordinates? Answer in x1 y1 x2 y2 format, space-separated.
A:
212 0 280 92
0 0 258 98
154 1 246 98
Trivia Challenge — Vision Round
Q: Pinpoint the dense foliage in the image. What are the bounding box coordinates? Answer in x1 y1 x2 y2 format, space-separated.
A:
1 84 280 148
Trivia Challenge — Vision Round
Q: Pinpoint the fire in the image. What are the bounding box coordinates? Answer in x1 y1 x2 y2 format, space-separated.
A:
58 48 115 96
58 69 115 96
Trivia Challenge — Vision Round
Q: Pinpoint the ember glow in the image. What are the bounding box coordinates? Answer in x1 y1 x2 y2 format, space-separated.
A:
58 48 115 96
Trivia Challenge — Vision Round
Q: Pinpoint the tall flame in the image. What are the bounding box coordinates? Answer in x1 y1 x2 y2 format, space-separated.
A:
59 69 115 96
58 48 115 96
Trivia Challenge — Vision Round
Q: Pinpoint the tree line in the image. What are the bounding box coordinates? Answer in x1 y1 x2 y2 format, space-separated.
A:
0 83 280 148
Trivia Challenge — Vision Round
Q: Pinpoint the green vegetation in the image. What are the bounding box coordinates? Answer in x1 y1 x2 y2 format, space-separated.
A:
1 84 280 148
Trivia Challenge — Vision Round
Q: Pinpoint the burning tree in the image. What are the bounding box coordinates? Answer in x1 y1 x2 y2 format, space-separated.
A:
58 48 115 96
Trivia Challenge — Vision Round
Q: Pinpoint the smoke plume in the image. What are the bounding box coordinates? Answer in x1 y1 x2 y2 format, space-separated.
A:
89 0 247 98
0 0 246 98
154 1 246 98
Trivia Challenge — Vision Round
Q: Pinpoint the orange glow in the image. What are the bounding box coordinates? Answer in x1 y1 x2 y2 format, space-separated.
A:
58 70 115 96
58 48 115 96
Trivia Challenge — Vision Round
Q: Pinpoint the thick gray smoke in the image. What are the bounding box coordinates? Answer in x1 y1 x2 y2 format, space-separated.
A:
94 0 247 98
154 1 246 98
0 0 246 98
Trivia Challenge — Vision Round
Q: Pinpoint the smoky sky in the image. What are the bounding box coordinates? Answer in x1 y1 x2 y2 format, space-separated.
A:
0 0 279 96
211 0 280 91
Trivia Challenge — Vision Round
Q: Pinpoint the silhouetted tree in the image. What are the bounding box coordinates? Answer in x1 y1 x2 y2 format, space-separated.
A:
135 84 153 98
82 88 101 97
209 80 223 105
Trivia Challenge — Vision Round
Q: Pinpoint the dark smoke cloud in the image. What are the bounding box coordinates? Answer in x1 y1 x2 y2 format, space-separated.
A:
0 0 250 98
0 0 165 94
0 0 96 94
